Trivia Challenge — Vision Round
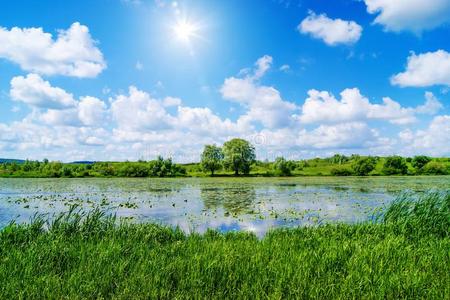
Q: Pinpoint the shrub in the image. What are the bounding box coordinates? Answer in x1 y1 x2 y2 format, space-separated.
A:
273 157 295 176
422 161 448 175
411 156 432 173
330 166 353 176
382 156 408 175
352 157 376 176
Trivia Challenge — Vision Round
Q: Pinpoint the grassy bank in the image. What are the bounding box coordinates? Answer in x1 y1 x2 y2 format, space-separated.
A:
0 193 449 298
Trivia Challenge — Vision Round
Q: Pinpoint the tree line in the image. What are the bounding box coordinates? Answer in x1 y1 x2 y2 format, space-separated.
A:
1 139 449 177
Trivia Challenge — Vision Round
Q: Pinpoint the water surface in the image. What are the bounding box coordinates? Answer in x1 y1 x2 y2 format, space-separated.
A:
0 177 448 236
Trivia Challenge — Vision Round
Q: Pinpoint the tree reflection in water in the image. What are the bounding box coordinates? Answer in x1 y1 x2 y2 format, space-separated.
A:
200 186 256 215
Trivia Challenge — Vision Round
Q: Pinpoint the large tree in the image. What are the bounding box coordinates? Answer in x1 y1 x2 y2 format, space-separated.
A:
223 138 256 175
200 145 224 176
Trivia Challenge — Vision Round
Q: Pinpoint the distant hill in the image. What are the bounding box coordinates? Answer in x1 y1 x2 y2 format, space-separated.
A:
70 161 96 164
0 158 25 164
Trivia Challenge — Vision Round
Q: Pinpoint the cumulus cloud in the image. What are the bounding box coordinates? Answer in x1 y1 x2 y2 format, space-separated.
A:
399 115 450 156
297 122 378 149
298 11 362 46
220 55 298 128
415 92 444 114
38 108 81 127
0 22 106 77
10 73 76 109
3 53 449 161
9 73 106 127
110 86 244 141
364 0 450 33
78 96 107 126
391 50 450 87
299 88 442 125
110 86 175 131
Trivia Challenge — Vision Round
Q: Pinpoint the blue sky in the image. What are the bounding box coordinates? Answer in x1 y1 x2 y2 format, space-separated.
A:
0 0 450 162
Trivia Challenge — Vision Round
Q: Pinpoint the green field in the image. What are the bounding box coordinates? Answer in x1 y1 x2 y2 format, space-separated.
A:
0 192 448 299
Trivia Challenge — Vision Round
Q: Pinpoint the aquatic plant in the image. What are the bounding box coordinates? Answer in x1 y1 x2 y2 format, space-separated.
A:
0 192 448 298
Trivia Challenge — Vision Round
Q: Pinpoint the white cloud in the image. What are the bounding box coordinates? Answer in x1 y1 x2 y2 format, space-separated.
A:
299 88 442 125
162 96 182 107
3 53 449 161
364 0 450 33
297 122 378 149
0 22 106 77
10 74 106 127
38 108 81 127
110 86 174 131
78 96 107 126
10 73 76 109
391 50 450 87
298 11 362 46
399 115 450 156
279 64 290 72
220 55 298 129
110 86 245 139
253 55 273 79
415 92 444 114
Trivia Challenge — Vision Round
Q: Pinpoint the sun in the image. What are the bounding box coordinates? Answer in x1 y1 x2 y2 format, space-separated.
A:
173 20 199 43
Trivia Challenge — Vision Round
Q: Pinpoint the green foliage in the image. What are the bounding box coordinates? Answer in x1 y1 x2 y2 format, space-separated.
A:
422 161 449 175
384 192 449 238
223 138 256 175
330 166 354 176
382 156 408 175
272 157 295 176
327 154 349 165
200 145 224 176
0 193 448 298
0 157 186 178
412 156 432 172
1 152 449 178
352 156 377 176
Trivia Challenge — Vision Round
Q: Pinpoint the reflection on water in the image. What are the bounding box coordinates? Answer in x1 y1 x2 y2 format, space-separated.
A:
0 176 448 236
201 186 256 215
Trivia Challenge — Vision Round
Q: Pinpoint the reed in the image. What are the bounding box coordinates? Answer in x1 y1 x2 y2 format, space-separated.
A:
0 192 448 299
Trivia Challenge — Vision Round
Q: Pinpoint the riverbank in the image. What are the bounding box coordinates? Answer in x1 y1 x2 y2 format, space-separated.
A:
0 192 448 298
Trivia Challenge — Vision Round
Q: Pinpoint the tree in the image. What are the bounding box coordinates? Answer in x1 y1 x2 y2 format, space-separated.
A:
412 156 432 173
223 138 256 175
201 145 224 176
273 157 296 176
329 154 349 165
382 156 408 175
422 161 448 175
352 156 377 176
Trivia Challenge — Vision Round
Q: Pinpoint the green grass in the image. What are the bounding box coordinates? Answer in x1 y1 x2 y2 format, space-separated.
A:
0 193 449 299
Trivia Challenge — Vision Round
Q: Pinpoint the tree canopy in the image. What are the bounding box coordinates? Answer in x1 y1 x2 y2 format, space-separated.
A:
352 157 377 176
222 138 256 175
382 156 408 175
200 145 224 176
